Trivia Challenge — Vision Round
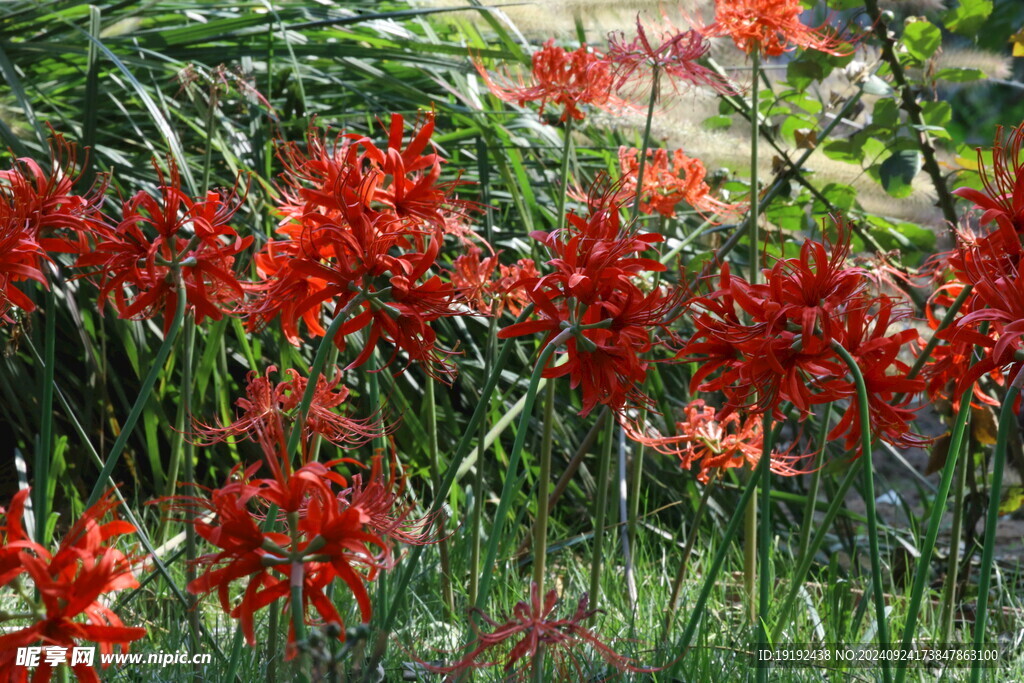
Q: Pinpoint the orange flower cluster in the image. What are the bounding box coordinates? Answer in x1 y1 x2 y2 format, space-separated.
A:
626 399 804 483
475 40 623 122
700 0 851 57
618 146 743 222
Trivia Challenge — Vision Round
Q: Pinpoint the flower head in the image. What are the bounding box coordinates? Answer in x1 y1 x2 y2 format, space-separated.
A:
618 146 743 222
475 40 623 122
0 489 146 683
607 17 735 99
700 0 851 57
75 161 251 334
625 399 806 483
423 582 637 681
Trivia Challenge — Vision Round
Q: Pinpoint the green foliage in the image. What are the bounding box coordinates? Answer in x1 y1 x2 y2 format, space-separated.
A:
902 20 942 62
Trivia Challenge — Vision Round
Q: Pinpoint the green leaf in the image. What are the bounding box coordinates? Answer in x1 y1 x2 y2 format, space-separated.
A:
943 0 994 37
878 149 922 197
786 59 824 92
822 137 865 164
766 203 807 233
872 98 900 130
935 67 986 82
862 75 894 96
921 101 952 127
903 20 942 62
820 183 858 212
702 114 732 130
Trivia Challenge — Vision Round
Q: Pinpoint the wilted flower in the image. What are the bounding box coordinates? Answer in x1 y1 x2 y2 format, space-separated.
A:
424 582 637 681
607 17 735 99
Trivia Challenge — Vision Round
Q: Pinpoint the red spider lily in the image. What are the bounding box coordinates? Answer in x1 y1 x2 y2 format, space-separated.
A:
170 440 435 654
475 40 624 122
275 112 464 233
919 283 1000 408
679 218 926 449
0 130 106 253
607 17 735 99
696 0 852 57
0 199 50 323
827 298 929 451
246 114 467 381
75 160 251 334
952 123 1024 259
0 490 146 683
423 582 637 681
940 242 1024 400
624 399 807 483
499 194 680 416
449 246 537 317
618 146 743 222
193 365 385 461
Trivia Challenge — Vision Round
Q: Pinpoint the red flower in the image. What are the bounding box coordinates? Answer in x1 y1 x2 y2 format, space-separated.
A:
828 298 928 451
193 365 385 461
450 246 537 317
618 146 742 222
679 217 926 453
698 0 851 57
475 40 624 122
0 198 50 323
607 18 735 99
0 490 146 683
0 130 106 253
424 582 637 681
625 399 807 483
499 195 680 416
246 114 467 381
952 123 1024 259
171 436 434 655
75 161 251 333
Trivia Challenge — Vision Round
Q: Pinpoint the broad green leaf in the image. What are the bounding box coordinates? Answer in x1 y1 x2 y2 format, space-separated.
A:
943 0 994 37
903 20 942 62
878 149 922 197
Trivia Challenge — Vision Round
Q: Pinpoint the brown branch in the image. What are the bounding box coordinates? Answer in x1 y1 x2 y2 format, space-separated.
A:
863 0 961 228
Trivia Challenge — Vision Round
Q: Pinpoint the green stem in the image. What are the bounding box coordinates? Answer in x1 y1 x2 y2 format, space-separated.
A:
475 328 574 612
896 389 973 683
744 473 757 625
425 378 455 619
86 281 187 509
757 412 773 679
35 286 57 544
663 470 719 639
371 306 535 664
533 380 556 590
284 293 365 460
180 321 201 672
831 342 891 683
630 66 659 224
970 369 1022 683
588 410 615 624
749 51 760 285
675 450 770 654
288 512 310 683
796 403 832 564
556 117 573 231
469 314 498 607
939 435 969 644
